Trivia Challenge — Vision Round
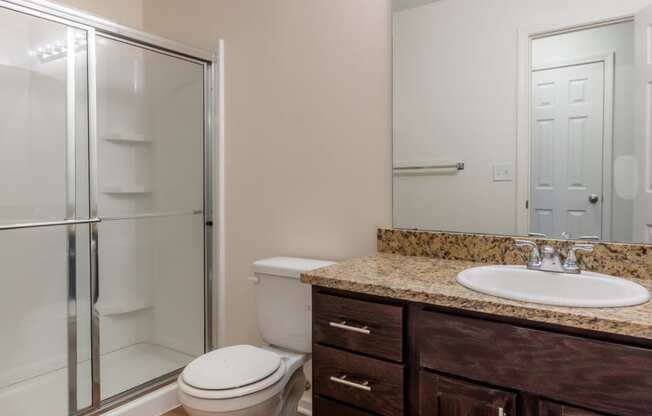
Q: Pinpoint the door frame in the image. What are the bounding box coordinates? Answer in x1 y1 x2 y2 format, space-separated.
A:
528 53 615 240
516 14 635 239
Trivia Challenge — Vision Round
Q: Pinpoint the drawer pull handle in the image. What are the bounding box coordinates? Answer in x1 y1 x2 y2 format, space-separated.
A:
329 321 371 335
329 375 372 392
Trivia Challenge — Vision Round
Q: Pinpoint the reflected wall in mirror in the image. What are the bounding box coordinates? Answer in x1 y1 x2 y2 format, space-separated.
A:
392 0 652 244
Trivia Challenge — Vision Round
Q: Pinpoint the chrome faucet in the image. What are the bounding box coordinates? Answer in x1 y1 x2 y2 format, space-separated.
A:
515 239 593 274
562 244 594 273
515 240 541 268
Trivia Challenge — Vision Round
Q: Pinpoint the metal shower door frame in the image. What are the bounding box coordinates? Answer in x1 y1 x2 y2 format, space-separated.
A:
0 1 217 415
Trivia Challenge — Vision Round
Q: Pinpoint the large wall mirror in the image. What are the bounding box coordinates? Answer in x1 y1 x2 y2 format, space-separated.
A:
392 0 652 244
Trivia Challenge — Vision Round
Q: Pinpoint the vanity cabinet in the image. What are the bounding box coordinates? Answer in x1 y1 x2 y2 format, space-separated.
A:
538 401 607 416
313 396 375 415
311 288 652 416
417 311 652 416
419 372 515 416
312 292 405 416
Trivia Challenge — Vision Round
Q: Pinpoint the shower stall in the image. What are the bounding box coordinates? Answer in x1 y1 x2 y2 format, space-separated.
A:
0 1 215 415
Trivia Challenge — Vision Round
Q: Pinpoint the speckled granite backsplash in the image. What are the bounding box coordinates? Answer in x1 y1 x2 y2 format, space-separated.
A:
377 228 652 281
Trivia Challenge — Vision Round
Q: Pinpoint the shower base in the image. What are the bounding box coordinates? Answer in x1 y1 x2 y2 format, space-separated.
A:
0 343 194 416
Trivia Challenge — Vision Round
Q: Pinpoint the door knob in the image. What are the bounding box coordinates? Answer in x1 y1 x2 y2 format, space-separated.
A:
588 194 600 204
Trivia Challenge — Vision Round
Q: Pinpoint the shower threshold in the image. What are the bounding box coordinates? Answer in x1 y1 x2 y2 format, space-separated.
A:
0 343 194 416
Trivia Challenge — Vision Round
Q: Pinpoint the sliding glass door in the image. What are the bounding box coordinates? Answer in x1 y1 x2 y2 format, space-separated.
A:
0 1 213 415
0 4 93 415
94 35 206 399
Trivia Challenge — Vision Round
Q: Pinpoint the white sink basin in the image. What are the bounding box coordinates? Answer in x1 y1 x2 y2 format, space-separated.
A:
457 265 650 308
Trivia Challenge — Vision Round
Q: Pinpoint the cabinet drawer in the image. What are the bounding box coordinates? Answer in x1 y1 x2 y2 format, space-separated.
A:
313 292 404 361
313 344 404 416
418 311 652 416
314 396 375 416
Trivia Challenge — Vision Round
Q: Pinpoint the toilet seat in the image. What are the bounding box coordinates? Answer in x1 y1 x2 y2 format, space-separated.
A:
179 345 287 400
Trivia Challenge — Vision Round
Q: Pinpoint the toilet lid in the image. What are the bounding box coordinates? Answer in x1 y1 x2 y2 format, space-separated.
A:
182 345 282 390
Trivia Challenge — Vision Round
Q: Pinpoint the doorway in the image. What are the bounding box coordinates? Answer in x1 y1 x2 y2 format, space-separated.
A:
522 19 637 241
529 58 611 240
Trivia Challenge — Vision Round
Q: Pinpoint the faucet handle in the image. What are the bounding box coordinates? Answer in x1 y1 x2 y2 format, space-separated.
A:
563 244 594 273
541 245 557 258
514 239 542 267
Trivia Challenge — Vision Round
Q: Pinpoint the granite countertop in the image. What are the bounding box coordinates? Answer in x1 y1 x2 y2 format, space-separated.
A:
300 253 652 341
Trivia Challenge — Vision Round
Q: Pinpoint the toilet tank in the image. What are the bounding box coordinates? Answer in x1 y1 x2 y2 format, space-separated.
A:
252 257 336 353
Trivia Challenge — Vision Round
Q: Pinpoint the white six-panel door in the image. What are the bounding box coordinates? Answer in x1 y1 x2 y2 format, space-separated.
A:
531 61 605 239
635 6 652 244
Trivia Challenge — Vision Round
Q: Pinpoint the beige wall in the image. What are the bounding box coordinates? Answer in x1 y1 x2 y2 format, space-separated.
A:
141 0 393 346
54 0 143 29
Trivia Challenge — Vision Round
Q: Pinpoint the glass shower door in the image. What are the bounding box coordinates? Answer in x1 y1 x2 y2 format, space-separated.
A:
0 5 92 415
94 35 206 399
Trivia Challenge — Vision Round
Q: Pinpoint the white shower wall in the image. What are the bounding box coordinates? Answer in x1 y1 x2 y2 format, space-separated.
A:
0 9 91 394
0 6 207 412
95 37 205 360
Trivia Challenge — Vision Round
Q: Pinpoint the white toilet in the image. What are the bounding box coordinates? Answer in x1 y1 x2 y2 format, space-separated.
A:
178 257 335 416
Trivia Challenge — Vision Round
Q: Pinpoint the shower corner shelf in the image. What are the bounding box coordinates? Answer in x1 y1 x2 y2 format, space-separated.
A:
95 299 153 316
101 135 152 144
101 186 152 195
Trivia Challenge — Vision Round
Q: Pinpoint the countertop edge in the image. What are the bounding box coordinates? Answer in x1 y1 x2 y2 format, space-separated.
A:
300 258 652 341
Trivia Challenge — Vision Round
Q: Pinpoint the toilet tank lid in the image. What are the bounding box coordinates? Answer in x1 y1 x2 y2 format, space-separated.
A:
252 257 336 279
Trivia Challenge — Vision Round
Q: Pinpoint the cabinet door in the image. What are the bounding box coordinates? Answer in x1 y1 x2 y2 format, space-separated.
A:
314 396 375 415
539 400 607 416
420 372 515 416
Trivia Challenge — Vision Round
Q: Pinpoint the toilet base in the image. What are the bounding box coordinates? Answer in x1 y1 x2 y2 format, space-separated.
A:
183 395 281 416
181 367 306 416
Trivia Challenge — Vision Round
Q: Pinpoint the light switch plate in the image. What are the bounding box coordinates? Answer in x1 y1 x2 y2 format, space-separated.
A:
493 163 513 182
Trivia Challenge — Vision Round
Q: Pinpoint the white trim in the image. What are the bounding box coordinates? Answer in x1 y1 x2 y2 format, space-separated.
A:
215 39 227 348
532 53 614 72
602 53 615 241
528 15 635 39
391 13 398 228
515 16 633 237
516 27 532 235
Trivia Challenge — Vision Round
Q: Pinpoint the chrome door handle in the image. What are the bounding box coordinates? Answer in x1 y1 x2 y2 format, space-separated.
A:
329 375 372 392
329 321 371 335
588 194 600 204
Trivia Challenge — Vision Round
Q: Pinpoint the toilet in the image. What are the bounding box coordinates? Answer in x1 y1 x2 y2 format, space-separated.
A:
178 257 336 416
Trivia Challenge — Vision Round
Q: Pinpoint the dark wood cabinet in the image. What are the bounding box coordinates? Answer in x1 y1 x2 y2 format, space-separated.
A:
313 344 404 416
539 400 607 416
420 371 515 416
313 397 375 416
417 310 652 416
313 292 404 362
311 288 652 416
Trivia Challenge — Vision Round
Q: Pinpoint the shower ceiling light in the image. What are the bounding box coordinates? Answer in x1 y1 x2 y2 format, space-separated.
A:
29 38 87 63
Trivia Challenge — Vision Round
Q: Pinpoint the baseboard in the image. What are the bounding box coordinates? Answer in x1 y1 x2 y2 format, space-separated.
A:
298 392 312 416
